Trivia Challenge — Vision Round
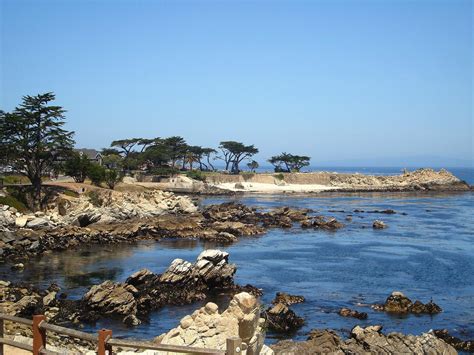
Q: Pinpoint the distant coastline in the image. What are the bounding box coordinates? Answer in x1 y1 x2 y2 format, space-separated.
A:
134 168 472 195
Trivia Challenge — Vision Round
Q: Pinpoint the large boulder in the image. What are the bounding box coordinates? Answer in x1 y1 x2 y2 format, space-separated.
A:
271 329 342 354
160 249 236 287
82 280 139 324
265 302 304 333
26 217 51 229
72 211 102 227
156 292 273 355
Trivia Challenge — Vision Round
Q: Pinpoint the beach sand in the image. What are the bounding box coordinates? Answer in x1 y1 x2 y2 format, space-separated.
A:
211 182 335 193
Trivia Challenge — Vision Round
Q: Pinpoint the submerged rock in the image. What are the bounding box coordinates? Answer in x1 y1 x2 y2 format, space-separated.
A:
313 217 344 230
338 307 368 320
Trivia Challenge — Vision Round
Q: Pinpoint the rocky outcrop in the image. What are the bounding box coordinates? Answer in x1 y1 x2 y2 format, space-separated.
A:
2 202 323 260
265 302 304 333
372 220 387 229
0 205 18 230
80 250 254 326
83 281 139 324
0 280 61 323
328 168 469 192
156 292 273 355
1 188 197 231
271 329 342 354
301 216 344 230
338 307 367 320
272 292 305 306
271 326 457 355
372 291 442 314
2 201 349 260
208 169 470 193
433 329 474 352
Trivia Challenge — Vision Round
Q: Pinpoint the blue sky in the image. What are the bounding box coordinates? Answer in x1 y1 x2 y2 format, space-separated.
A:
1 0 472 167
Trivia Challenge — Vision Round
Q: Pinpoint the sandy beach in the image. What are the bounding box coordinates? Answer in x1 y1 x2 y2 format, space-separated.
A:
211 181 336 193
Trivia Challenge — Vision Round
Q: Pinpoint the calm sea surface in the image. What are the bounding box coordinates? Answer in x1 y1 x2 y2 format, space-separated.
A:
3 189 473 343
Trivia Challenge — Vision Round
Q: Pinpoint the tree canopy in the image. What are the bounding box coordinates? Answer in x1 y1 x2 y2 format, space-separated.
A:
0 93 75 209
268 153 310 172
218 141 259 173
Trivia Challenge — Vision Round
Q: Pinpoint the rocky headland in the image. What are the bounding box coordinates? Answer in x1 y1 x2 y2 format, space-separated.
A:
149 168 472 194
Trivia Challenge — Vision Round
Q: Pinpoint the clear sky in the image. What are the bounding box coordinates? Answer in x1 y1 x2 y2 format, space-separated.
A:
1 0 472 167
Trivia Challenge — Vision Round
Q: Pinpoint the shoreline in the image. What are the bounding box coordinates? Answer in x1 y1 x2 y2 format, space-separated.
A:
1 169 473 354
132 168 472 195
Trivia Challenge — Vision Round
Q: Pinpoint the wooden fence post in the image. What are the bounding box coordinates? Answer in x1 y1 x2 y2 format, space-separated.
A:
0 317 4 355
226 337 242 355
32 315 46 355
98 329 113 355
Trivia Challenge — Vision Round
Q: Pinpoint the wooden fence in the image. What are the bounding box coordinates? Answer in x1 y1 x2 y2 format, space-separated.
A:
0 314 242 355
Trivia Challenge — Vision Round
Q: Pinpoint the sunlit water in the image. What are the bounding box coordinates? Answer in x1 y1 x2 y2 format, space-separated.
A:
3 191 474 343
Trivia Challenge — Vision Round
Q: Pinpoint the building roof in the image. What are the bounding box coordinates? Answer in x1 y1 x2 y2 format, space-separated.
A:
75 148 102 159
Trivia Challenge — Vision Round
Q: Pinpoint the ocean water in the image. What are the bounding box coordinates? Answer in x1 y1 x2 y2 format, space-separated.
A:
3 190 473 344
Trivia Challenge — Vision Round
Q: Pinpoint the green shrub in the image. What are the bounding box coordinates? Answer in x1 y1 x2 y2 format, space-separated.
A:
63 152 91 183
2 175 29 184
87 191 103 207
104 169 122 189
185 170 206 182
5 187 31 210
87 164 106 186
0 195 29 212
274 173 285 181
241 172 255 181
62 189 79 198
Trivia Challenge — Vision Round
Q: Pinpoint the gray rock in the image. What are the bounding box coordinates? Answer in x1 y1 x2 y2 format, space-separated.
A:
43 291 57 306
271 326 457 355
27 218 50 229
83 280 138 319
73 212 101 227
28 240 40 251
0 231 15 243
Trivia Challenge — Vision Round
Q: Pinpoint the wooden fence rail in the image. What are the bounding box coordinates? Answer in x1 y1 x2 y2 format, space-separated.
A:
0 314 241 355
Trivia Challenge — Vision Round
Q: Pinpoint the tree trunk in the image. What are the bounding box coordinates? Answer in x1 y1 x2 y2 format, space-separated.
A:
32 175 42 211
207 156 215 171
